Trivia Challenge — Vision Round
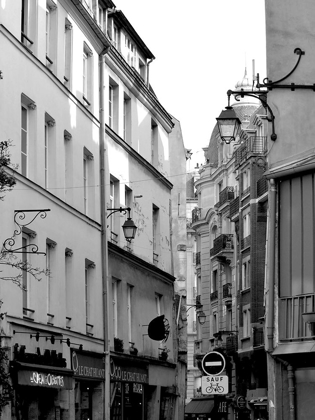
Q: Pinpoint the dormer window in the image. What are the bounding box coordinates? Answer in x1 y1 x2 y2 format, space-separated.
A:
125 36 137 68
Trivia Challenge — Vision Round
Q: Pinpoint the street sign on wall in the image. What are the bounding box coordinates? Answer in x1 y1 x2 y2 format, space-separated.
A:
201 351 226 376
201 375 228 395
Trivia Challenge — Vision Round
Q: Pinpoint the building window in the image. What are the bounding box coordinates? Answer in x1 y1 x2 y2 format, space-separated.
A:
226 306 232 331
65 248 73 323
242 167 251 192
139 59 146 80
125 36 137 67
64 130 72 203
155 293 163 316
211 269 218 293
151 119 158 168
242 258 250 289
22 235 28 313
127 284 133 343
44 113 55 190
113 25 119 50
112 280 118 337
21 0 36 49
64 19 73 86
83 42 93 107
109 176 119 243
153 204 159 264
123 93 131 144
83 148 94 215
243 208 251 238
85 260 95 327
213 313 218 335
46 1 57 70
243 306 251 338
46 239 56 316
21 105 28 177
108 79 118 132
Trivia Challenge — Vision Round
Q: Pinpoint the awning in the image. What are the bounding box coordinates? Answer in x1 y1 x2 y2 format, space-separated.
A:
185 398 215 414
249 397 267 406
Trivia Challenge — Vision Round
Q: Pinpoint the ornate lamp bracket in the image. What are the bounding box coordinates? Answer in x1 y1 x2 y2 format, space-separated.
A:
2 209 51 255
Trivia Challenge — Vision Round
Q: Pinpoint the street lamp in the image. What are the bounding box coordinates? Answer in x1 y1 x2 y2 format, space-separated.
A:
216 105 242 144
107 207 137 242
186 305 207 325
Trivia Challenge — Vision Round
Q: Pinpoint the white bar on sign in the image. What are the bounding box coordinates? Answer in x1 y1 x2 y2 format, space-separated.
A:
205 362 222 366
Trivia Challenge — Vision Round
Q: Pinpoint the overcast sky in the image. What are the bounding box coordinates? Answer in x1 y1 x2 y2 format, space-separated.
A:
114 0 266 166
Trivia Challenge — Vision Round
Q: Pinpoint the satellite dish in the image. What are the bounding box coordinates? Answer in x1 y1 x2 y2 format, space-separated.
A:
148 315 170 342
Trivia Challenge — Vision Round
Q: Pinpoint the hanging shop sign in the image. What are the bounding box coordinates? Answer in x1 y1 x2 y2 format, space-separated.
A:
17 369 73 389
110 358 148 384
71 350 105 380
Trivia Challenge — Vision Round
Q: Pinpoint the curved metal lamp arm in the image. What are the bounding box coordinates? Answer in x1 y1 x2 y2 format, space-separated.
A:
227 89 277 141
107 207 131 218
259 47 304 87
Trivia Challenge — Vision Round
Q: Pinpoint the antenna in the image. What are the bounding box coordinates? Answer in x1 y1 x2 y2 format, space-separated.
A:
252 59 256 86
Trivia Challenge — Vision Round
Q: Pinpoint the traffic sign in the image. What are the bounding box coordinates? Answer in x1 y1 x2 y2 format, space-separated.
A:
201 351 226 376
201 375 228 395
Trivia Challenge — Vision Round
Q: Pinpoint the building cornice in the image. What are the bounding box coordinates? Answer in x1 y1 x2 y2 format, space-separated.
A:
108 242 175 284
106 126 173 190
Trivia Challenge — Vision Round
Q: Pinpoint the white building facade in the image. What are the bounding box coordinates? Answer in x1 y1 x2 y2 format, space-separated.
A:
0 2 185 420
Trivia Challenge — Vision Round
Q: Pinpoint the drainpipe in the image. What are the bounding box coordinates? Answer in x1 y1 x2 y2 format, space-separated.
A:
100 47 110 420
146 57 154 88
275 357 296 420
267 179 276 351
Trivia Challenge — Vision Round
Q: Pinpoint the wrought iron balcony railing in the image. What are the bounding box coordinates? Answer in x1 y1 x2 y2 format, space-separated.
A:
196 251 201 266
215 186 234 208
226 335 238 355
210 290 218 301
253 327 264 347
210 234 234 257
223 283 232 299
192 207 202 223
229 196 240 218
241 235 251 250
279 293 315 340
234 136 267 166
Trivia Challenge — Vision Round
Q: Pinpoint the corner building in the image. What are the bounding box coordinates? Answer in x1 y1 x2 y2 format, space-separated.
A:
0 1 186 420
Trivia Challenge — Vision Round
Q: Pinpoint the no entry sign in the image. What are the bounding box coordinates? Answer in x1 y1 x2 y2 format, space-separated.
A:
201 351 226 376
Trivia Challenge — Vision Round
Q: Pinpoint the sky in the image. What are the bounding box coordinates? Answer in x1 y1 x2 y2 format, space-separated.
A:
114 0 267 167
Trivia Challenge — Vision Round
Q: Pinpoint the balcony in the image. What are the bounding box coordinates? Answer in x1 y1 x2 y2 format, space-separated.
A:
226 335 238 355
234 136 267 166
223 283 232 299
192 207 202 224
229 196 240 219
279 293 315 340
196 252 201 266
215 186 234 208
257 176 268 197
196 295 202 307
253 327 264 348
210 234 234 258
241 235 251 250
210 290 218 301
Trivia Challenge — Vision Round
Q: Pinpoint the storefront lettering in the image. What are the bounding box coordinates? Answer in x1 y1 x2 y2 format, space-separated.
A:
30 371 64 387
76 365 105 378
110 360 148 384
72 351 105 379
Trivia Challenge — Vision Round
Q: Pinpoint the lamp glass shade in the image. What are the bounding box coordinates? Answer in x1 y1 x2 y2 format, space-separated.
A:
216 106 241 144
197 311 206 325
122 218 137 241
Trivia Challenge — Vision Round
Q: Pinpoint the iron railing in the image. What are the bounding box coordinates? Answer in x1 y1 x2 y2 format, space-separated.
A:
215 186 234 208
210 234 234 257
229 196 240 218
253 327 264 347
196 252 201 266
210 290 218 301
234 136 267 166
223 283 232 299
279 294 315 340
192 207 202 223
257 177 268 197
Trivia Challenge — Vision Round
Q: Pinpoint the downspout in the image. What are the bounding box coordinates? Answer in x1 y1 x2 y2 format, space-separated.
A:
267 178 276 351
274 357 296 420
100 46 110 420
146 57 154 88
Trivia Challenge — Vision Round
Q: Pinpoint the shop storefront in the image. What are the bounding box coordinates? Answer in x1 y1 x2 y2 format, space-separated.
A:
71 350 105 420
11 360 73 420
110 356 148 420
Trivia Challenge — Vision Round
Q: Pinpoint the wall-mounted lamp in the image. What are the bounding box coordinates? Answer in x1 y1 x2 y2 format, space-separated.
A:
107 207 137 242
217 48 315 144
186 305 207 325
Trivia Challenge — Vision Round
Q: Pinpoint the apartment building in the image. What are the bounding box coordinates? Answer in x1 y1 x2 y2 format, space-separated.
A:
0 2 186 420
186 74 269 420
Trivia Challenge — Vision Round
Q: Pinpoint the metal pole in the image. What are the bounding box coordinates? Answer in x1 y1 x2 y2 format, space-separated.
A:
100 50 111 420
